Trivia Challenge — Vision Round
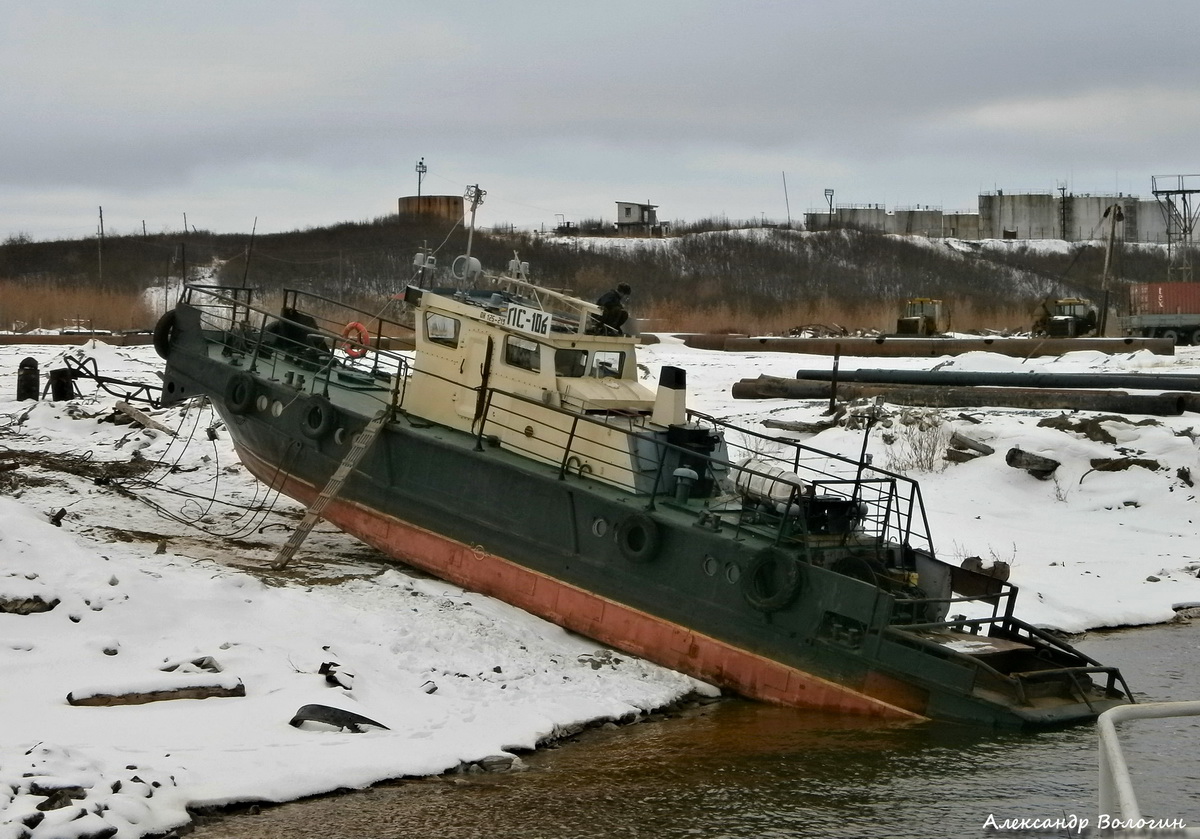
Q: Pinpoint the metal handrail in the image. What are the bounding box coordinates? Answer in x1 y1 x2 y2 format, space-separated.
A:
1098 701 1200 835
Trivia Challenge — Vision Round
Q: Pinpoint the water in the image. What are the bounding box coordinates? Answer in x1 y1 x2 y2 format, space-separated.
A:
190 622 1200 839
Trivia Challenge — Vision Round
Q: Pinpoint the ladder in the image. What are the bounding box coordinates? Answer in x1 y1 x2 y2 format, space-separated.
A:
273 410 389 570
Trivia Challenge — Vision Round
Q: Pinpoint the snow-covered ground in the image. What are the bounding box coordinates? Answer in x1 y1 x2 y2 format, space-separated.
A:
1 337 1198 837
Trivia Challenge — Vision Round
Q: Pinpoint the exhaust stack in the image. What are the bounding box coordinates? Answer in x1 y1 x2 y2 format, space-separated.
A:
652 366 688 426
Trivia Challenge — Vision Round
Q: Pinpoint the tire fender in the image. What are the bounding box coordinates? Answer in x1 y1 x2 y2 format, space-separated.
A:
615 512 661 563
742 547 801 612
301 395 338 440
225 372 257 416
152 310 177 359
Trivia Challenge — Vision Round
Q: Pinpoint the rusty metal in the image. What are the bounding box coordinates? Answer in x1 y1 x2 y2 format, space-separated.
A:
684 335 1174 358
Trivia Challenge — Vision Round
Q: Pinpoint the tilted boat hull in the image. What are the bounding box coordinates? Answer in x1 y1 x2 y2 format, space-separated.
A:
157 283 1133 729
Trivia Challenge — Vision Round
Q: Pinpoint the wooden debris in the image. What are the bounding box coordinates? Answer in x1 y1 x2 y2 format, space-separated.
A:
67 680 245 706
949 431 995 456
114 401 176 436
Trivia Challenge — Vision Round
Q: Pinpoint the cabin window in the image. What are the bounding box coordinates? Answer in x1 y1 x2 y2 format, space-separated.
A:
592 350 625 378
504 335 542 372
425 313 460 348
554 349 587 377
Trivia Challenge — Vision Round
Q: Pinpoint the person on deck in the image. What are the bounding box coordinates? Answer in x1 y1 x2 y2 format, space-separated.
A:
593 283 632 334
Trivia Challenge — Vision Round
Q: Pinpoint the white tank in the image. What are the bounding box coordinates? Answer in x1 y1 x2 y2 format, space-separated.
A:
734 457 806 506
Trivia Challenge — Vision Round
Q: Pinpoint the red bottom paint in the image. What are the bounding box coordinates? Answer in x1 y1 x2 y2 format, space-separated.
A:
243 446 925 723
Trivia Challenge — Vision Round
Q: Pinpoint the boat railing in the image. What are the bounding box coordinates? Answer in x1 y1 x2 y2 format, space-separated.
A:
181 284 415 414
471 383 935 554
688 410 935 555
885 618 1134 707
1098 701 1200 835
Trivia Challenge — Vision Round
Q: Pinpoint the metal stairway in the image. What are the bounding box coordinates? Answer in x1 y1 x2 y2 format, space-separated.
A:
273 410 389 570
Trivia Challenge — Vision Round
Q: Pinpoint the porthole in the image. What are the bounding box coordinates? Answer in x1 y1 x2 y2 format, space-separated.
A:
256 394 269 412
703 555 718 577
271 400 284 417
591 517 608 537
724 562 741 584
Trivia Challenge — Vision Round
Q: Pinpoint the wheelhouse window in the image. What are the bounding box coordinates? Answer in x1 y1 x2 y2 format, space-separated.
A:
504 335 542 372
425 312 460 348
554 348 587 377
591 350 625 378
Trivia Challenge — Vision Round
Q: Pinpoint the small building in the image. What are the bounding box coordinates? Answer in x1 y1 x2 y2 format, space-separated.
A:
614 201 661 235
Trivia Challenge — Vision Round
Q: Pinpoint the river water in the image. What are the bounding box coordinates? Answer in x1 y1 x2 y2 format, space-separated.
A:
190 622 1200 839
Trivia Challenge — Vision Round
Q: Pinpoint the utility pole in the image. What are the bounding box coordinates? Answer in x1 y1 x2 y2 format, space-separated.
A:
781 171 791 228
1099 202 1124 336
464 183 486 262
416 158 426 197
97 206 104 285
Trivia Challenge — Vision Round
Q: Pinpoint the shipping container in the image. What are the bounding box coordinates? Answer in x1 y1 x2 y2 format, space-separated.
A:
1128 282 1200 315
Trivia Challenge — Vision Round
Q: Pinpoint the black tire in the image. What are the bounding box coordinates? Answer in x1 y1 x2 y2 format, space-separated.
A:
152 310 177 359
742 547 801 612
1190 328 1200 347
615 512 661 563
224 372 256 416
300 395 337 440
1162 329 1180 345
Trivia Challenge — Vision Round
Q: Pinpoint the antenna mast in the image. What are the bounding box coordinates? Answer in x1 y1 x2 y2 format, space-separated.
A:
415 158 426 197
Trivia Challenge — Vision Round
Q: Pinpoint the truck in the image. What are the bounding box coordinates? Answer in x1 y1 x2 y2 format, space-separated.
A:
1033 298 1098 338
1120 283 1200 346
895 298 946 335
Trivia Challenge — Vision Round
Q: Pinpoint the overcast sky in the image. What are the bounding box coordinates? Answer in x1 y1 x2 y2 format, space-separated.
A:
3 1 1198 241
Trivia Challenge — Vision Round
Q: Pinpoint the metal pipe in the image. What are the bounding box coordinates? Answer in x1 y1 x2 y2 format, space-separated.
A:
731 375 1190 416
792 367 1200 391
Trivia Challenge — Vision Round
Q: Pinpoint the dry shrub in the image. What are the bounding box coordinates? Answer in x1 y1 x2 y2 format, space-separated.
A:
0 281 155 331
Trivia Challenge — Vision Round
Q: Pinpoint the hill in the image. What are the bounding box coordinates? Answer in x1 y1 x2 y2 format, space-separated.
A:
0 217 1170 334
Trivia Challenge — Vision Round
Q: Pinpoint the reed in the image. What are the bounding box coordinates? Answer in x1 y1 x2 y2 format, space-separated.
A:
0 282 155 332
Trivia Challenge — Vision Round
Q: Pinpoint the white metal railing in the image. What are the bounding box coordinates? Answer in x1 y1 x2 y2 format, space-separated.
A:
1098 700 1200 836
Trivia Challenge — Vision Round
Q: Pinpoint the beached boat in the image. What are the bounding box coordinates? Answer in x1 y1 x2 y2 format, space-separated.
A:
154 255 1133 728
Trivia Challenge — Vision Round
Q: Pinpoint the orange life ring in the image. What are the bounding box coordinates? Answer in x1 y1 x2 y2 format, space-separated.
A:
341 321 370 357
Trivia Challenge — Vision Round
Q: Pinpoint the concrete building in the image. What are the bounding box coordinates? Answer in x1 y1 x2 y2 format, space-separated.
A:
804 189 1171 244
615 201 661 235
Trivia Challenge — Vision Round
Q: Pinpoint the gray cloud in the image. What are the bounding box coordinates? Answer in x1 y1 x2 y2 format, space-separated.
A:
2 0 1197 239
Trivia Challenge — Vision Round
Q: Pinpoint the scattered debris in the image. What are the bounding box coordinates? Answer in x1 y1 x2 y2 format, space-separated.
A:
319 660 355 690
1037 414 1160 445
0 594 59 614
1005 447 1060 480
288 703 389 733
1087 457 1162 473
